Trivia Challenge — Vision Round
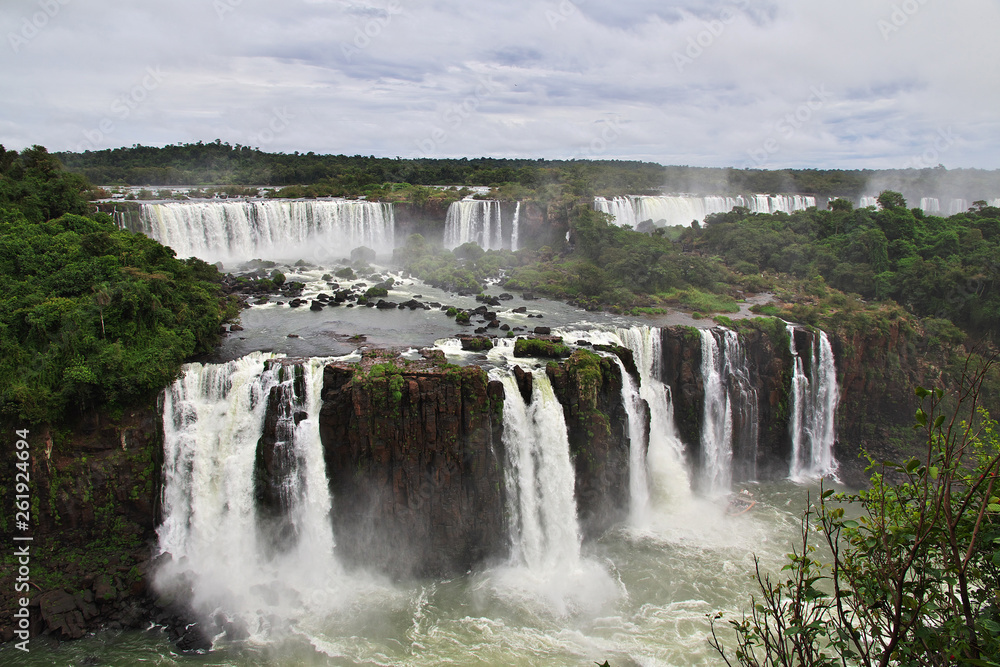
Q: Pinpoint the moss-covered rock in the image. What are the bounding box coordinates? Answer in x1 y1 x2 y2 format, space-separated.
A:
513 337 571 358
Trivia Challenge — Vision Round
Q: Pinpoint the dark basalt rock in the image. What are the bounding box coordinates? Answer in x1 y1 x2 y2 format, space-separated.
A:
546 350 635 540
512 364 533 404
320 352 507 578
593 344 639 382
460 336 494 352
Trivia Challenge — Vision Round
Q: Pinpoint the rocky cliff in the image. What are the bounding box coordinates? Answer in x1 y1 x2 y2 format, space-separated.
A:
0 408 162 643
318 349 507 578
546 350 634 539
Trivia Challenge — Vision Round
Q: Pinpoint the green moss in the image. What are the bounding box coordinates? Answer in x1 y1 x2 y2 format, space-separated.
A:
514 338 572 358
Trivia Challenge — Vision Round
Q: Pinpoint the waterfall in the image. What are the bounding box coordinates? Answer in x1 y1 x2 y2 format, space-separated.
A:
444 199 506 250
510 201 521 251
594 195 815 228
500 371 582 571
132 199 395 265
495 369 618 613
156 353 343 636
787 326 840 481
859 196 879 208
698 329 759 495
724 331 759 483
948 198 969 215
699 330 733 495
569 326 692 514
593 196 638 227
609 356 651 523
921 197 941 214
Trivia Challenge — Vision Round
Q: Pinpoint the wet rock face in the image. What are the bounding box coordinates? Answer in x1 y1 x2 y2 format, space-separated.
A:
831 322 926 487
658 325 792 484
0 408 164 642
659 326 705 461
546 350 633 540
255 360 310 550
319 350 508 578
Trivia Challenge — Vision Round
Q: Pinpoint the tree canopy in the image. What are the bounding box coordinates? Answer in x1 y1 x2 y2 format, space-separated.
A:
0 145 239 424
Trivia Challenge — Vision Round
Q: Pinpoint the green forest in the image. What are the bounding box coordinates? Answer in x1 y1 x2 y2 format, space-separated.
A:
4 142 1000 425
0 146 239 425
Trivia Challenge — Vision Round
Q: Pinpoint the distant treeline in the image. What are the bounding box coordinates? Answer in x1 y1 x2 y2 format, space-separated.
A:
54 141 1000 199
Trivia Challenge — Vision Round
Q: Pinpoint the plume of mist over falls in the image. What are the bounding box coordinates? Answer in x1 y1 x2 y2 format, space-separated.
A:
862 168 1000 207
149 319 846 656
154 353 387 640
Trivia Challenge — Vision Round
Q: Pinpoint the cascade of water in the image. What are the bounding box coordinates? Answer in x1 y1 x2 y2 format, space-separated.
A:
859 196 879 208
787 326 840 481
134 200 395 265
443 199 505 250
633 196 707 227
948 198 969 215
510 201 521 251
614 326 692 505
500 371 582 571
921 197 941 214
610 356 650 523
156 353 341 635
722 330 759 483
594 195 814 228
696 328 760 494
593 196 638 228
699 330 733 495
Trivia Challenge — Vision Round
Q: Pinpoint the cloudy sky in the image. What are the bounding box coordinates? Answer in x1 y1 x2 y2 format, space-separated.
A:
1 0 998 169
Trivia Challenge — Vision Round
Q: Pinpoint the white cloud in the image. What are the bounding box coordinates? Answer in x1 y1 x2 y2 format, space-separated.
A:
0 0 998 168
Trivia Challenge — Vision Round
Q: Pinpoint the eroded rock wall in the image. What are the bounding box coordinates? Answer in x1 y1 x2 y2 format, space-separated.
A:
319 350 507 578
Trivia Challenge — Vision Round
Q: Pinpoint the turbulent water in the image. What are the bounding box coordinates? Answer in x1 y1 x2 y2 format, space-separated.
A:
9 294 845 665
128 200 396 265
156 354 353 638
11 478 814 666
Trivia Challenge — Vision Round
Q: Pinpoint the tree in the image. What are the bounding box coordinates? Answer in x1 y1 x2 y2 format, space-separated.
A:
876 190 907 210
711 356 1000 666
